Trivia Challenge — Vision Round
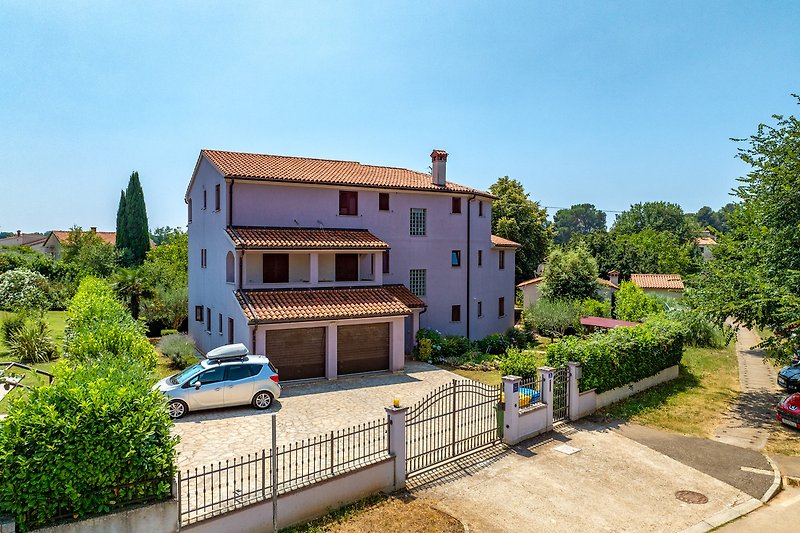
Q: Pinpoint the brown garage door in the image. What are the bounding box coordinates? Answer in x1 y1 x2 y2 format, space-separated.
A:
266 327 326 381
337 323 390 375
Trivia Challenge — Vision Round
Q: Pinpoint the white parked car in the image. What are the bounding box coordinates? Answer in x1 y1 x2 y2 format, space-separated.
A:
154 343 281 419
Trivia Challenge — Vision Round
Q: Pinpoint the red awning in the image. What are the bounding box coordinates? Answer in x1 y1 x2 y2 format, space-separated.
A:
580 316 640 329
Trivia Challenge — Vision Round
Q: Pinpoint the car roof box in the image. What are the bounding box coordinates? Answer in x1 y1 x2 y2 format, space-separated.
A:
207 343 249 360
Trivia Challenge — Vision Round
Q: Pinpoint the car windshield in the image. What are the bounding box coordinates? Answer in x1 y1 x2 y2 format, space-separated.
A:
169 363 204 385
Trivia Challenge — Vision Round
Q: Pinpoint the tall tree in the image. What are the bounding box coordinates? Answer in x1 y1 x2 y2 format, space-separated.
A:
612 201 699 242
540 244 599 301
61 226 120 277
489 177 551 282
122 171 150 266
690 99 800 361
115 190 129 263
694 203 736 233
553 203 607 244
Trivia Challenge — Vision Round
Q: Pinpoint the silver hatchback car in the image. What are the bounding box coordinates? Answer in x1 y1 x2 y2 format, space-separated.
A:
154 343 281 419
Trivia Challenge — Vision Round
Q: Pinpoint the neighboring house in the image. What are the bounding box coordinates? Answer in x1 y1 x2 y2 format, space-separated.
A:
42 228 116 259
695 235 717 261
629 273 684 298
0 230 48 253
516 277 618 308
186 148 518 381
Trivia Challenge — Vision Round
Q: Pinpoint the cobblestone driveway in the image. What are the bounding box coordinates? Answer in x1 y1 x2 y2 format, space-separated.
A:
173 361 461 471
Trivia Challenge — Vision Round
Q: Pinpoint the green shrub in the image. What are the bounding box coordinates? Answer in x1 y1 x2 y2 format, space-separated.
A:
523 299 580 338
416 328 443 347
0 314 25 344
441 351 499 371
6 319 59 364
499 347 541 379
0 355 177 530
157 333 197 369
0 268 52 312
440 335 472 359
417 338 433 362
615 281 664 321
474 333 508 355
545 317 685 393
580 298 611 318
662 309 734 348
503 327 535 349
63 277 157 370
160 328 178 337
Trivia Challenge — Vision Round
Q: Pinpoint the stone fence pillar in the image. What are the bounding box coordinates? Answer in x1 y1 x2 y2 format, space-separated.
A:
501 375 521 445
538 366 555 432
567 361 582 421
385 405 408 491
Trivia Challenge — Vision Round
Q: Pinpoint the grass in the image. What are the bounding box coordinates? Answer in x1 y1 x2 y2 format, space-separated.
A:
602 342 739 437
437 346 547 387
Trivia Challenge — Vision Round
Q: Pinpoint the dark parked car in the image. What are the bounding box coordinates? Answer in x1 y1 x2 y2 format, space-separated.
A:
777 354 800 392
776 393 800 429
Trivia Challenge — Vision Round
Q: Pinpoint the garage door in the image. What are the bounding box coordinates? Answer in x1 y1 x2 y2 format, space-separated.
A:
337 323 390 375
266 327 326 381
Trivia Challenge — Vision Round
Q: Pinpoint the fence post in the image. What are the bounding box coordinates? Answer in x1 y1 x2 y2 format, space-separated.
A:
538 367 555 432
567 362 582 421
385 405 408 491
501 375 521 445
271 414 278 533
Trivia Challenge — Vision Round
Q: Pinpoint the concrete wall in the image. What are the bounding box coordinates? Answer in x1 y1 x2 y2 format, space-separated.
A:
595 365 680 410
517 404 548 442
33 499 178 533
183 458 395 533
520 283 540 309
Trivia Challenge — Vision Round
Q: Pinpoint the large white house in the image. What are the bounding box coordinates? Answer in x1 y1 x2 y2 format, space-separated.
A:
186 148 518 381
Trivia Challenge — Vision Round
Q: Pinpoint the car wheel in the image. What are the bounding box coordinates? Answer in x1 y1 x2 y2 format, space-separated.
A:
252 391 274 410
168 400 188 419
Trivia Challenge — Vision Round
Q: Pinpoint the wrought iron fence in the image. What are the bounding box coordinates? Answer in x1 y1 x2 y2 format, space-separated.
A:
178 416 389 526
518 374 544 412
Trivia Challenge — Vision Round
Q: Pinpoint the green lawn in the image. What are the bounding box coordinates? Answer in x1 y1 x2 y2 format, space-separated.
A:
602 342 739 437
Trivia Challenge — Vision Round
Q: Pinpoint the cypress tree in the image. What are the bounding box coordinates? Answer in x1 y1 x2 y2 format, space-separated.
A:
123 171 151 266
115 190 128 257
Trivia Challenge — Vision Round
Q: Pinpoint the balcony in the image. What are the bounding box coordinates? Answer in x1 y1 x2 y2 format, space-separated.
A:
242 251 383 289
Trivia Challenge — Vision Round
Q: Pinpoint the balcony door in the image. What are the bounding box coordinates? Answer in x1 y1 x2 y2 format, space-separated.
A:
335 254 358 282
263 254 289 283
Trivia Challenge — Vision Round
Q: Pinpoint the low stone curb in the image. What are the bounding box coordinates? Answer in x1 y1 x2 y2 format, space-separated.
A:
679 497 763 533
761 455 782 503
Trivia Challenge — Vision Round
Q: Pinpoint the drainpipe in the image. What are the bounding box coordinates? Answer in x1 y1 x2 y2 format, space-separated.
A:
466 194 476 340
228 179 234 226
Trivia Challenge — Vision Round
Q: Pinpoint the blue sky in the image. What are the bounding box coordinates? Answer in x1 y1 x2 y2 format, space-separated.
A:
1 1 798 233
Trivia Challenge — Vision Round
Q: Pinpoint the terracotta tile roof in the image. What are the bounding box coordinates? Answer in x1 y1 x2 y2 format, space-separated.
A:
516 277 543 288
598 278 620 290
695 237 717 246
0 234 47 247
236 285 426 323
199 149 495 198
491 235 521 248
227 227 389 250
630 273 684 290
51 230 116 246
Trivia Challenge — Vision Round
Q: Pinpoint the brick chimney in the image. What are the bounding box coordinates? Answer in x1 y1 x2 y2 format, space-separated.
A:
431 149 448 186
16 230 21 237
90 227 97 233
608 269 620 286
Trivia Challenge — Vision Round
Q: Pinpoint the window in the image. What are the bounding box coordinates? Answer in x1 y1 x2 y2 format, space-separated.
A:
478 200 483 217
206 308 211 332
477 301 483 318
499 250 505 270
228 318 234 344
379 193 390 211
201 248 207 268
225 365 251 382
451 197 461 214
382 250 390 274
451 305 461 322
188 198 193 223
478 250 483 266
451 250 461 267
191 367 224 386
203 189 207 210
410 269 426 296
215 184 221 211
410 208 426 236
498 297 505 318
218 313 223 334
263 254 289 283
226 252 235 283
195 305 203 321
339 191 358 215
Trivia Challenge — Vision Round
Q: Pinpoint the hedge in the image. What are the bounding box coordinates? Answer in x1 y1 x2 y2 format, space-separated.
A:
63 277 157 369
545 316 685 393
0 355 177 530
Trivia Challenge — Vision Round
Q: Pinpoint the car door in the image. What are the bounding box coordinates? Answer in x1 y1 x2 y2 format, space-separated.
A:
184 366 226 410
222 364 258 407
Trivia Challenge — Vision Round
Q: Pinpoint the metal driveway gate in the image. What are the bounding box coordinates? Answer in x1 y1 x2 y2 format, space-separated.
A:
552 366 570 423
406 379 501 476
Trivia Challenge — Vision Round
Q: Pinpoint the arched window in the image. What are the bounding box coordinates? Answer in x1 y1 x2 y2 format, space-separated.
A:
226 251 235 283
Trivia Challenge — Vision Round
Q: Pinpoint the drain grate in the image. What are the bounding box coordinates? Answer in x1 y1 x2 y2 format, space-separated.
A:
675 490 708 504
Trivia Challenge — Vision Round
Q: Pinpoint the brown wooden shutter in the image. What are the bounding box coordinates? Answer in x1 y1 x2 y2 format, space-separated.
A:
262 254 289 283
335 254 359 281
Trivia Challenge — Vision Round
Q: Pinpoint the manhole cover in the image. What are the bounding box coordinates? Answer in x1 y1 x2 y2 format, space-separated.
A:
675 490 708 504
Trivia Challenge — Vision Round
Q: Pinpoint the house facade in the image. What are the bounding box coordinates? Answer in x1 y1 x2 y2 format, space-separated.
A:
42 228 116 260
517 277 618 308
186 148 517 381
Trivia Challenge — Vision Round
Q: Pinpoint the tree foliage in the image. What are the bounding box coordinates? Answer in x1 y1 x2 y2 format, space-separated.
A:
140 231 188 329
115 171 151 266
489 177 551 281
540 244 599 301
694 203 735 233
612 201 699 243
615 280 664 322
553 203 607 244
61 226 120 278
150 226 185 246
0 268 51 312
689 99 800 360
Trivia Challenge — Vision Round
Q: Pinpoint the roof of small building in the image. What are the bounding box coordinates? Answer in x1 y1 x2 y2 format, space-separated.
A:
0 233 48 247
630 273 684 290
226 227 389 250
580 316 641 329
695 236 717 246
235 285 426 323
490 235 521 248
49 230 117 246
516 277 619 289
195 149 496 199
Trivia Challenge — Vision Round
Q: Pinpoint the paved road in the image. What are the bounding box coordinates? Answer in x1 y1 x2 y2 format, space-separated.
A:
713 326 782 450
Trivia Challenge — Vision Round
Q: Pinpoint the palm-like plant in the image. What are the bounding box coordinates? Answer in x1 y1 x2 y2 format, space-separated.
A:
112 267 154 319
